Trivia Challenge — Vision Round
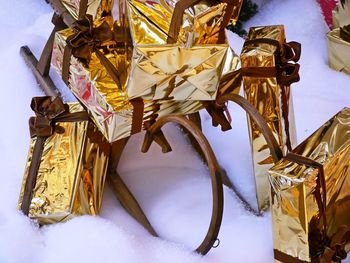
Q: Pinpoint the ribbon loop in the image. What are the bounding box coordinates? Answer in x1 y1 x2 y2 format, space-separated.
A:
29 97 67 138
67 15 114 63
281 41 301 63
340 25 350 43
279 63 301 86
30 96 66 119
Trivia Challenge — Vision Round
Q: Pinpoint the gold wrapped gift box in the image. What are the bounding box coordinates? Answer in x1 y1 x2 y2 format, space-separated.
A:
240 25 299 212
61 0 113 20
115 0 242 101
327 27 350 75
18 100 110 225
51 17 240 142
269 108 350 262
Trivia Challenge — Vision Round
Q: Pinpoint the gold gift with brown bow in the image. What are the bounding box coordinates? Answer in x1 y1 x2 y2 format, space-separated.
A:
18 97 110 224
269 108 350 263
51 14 240 142
332 0 350 28
119 0 242 101
327 24 350 75
57 0 113 20
240 25 301 212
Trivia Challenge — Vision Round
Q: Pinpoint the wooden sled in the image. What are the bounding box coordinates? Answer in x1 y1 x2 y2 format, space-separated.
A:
20 1 283 255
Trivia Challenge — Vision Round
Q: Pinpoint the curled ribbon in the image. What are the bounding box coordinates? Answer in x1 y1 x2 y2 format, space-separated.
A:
62 15 121 89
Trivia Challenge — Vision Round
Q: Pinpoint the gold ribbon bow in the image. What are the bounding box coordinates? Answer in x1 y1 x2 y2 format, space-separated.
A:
62 15 121 89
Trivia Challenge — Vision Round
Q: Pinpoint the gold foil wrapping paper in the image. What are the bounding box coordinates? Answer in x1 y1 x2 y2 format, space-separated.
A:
332 0 350 28
327 28 350 75
269 108 350 262
240 25 297 212
18 103 110 224
122 0 241 101
61 0 113 20
51 22 240 142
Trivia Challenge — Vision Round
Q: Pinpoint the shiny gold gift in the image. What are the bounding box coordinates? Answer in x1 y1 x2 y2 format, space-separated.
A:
240 25 301 212
51 16 240 142
269 108 350 262
327 26 350 75
119 0 242 101
332 0 350 28
60 0 113 20
18 97 110 224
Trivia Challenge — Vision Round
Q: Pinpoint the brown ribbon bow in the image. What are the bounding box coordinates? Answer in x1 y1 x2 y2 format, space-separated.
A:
240 39 301 151
21 96 90 216
62 15 121 89
317 225 349 263
29 96 66 137
340 25 350 43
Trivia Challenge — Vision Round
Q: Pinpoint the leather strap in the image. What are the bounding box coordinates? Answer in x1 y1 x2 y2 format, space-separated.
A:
167 0 240 44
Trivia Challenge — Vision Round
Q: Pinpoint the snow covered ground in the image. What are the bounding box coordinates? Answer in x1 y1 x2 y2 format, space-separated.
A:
0 0 350 262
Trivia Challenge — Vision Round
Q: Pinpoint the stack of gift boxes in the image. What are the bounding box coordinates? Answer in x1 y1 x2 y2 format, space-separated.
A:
19 0 350 261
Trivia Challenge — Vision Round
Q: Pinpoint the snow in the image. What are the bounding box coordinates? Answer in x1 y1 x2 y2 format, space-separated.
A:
0 0 350 262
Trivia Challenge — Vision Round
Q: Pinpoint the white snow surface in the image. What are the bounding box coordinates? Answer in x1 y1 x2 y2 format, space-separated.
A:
1 0 350 262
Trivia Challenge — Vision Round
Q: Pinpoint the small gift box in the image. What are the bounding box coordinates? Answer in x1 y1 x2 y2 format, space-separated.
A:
122 0 242 101
240 25 301 211
269 108 350 262
327 25 350 75
51 16 240 142
59 0 113 20
332 0 350 28
18 97 110 224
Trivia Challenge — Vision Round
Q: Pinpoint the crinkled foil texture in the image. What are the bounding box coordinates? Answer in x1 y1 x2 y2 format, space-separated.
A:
269 108 350 262
327 28 350 75
240 25 297 212
123 0 239 101
61 0 113 20
18 103 110 225
333 1 350 28
52 27 240 142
